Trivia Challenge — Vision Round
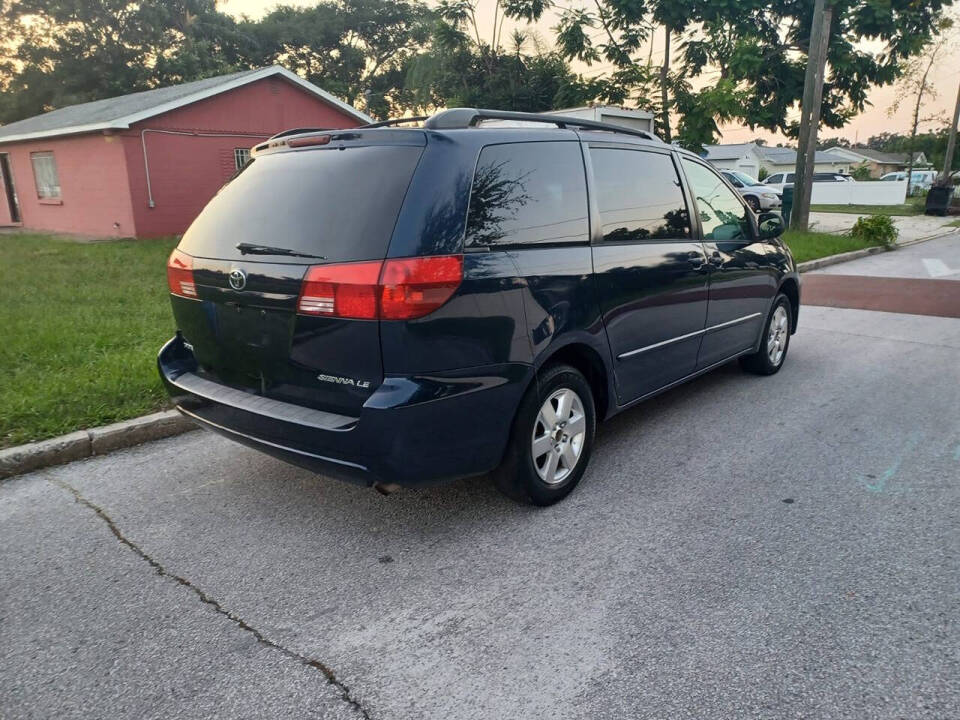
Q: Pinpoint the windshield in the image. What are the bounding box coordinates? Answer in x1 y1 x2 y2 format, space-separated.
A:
729 171 760 186
179 144 424 263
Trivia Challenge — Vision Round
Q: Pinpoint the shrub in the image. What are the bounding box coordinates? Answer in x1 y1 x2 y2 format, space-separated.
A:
851 163 872 181
757 167 769 181
849 214 898 248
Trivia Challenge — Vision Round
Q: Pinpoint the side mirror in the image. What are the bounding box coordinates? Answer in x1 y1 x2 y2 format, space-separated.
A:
757 211 784 240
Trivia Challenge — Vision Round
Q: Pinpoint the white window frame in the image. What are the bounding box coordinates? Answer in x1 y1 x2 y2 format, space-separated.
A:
30 151 61 199
234 147 251 171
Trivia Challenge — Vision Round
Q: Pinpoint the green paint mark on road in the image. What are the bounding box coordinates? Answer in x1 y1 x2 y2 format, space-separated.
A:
861 433 922 494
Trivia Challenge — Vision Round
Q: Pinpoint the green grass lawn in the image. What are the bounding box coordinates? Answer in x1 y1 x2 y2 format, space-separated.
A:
1 233 178 448
783 229 884 264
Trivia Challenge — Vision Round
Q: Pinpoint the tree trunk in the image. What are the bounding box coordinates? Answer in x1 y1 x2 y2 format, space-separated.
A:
941 81 960 181
791 0 832 232
907 53 936 192
660 27 671 143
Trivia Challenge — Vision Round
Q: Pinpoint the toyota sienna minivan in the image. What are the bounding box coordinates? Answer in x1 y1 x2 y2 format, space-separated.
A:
159 108 799 505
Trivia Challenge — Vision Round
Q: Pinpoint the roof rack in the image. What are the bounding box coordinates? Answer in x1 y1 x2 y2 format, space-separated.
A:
423 108 660 141
359 116 429 129
268 127 334 141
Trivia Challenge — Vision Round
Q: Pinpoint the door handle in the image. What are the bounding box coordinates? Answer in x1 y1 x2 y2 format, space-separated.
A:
687 251 706 271
708 252 724 269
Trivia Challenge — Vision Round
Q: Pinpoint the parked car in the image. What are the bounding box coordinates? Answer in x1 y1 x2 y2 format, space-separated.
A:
719 170 782 212
160 109 800 506
880 170 936 194
763 171 853 193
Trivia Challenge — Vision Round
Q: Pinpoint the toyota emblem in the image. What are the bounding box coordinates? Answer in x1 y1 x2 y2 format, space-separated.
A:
228 268 247 291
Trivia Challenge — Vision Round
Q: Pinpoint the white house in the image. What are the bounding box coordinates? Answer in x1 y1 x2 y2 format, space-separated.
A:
700 142 766 176
703 142 850 177
820 146 930 178
547 105 656 135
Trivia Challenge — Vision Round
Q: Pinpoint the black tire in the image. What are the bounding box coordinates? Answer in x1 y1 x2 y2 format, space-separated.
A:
745 195 761 213
494 364 596 506
740 293 792 375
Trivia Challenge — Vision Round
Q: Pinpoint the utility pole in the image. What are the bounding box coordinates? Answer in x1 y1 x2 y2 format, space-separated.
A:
791 0 833 231
940 79 960 182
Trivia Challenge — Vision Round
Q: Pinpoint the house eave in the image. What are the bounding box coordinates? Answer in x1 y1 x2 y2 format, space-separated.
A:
0 66 373 145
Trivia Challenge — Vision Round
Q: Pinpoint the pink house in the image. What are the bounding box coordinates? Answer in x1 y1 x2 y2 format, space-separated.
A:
0 66 371 237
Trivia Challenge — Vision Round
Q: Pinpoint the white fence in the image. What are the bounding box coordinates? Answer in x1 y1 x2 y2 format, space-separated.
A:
810 180 907 206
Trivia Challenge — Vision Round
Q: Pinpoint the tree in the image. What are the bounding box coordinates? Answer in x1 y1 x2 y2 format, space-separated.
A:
0 0 240 124
404 1 593 114
0 0 433 124
887 19 953 189
553 0 957 150
241 0 432 118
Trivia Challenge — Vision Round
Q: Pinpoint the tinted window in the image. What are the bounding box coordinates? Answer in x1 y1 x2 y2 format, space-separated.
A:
464 142 588 248
786 173 796 182
681 158 751 242
179 145 423 263
767 174 783 184
590 149 690 242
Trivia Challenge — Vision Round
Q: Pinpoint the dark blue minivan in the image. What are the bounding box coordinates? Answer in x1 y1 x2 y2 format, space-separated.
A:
159 109 799 505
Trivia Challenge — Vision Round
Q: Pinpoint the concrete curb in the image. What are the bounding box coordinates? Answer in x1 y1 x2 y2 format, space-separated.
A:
798 245 888 273
798 228 958 273
0 410 196 481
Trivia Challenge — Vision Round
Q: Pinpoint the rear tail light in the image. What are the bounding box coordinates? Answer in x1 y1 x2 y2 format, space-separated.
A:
298 260 382 319
297 255 463 320
379 256 463 320
167 248 197 298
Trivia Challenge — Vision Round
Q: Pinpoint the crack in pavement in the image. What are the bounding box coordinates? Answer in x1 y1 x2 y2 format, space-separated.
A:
48 475 373 720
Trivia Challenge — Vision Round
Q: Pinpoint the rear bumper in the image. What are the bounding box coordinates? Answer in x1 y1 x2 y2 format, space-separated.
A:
158 334 530 487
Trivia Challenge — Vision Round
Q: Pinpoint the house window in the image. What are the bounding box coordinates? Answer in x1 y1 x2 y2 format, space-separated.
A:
30 152 61 199
234 148 251 171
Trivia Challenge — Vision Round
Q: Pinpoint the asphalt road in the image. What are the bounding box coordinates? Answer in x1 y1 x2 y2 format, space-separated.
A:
2 304 959 719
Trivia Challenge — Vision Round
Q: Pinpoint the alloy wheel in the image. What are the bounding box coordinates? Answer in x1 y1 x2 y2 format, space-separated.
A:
531 388 586 485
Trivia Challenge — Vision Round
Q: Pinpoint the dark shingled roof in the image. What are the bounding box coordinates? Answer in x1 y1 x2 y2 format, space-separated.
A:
0 66 371 143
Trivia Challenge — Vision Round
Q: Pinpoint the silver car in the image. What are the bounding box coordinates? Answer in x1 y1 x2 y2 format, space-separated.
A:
721 171 782 212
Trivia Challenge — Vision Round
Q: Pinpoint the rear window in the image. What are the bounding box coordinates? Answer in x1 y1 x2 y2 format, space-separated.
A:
464 142 588 249
179 145 423 263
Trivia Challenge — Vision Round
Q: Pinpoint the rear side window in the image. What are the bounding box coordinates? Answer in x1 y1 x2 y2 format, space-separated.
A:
179 145 423 263
464 142 588 249
590 148 690 241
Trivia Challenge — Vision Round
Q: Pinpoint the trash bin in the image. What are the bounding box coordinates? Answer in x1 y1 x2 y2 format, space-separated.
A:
925 186 951 216
781 186 793 227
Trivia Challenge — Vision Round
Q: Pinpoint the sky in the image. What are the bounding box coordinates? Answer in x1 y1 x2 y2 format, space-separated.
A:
220 0 960 146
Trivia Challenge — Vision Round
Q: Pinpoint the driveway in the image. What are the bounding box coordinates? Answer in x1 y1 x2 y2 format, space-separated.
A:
2 304 958 719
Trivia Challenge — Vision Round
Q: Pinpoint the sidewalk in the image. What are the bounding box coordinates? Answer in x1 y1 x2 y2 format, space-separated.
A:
803 232 960 318
808 211 955 243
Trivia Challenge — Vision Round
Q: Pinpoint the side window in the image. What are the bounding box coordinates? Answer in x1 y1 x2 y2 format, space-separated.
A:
30 151 61 199
767 174 782 184
681 158 751 242
590 148 690 242
786 173 796 183
464 142 588 249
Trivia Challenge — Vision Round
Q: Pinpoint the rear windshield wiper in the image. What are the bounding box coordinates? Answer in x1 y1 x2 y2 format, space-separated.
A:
236 243 326 259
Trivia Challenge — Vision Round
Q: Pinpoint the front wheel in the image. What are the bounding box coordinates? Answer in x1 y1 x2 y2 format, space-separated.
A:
740 294 792 375
494 364 596 506
745 195 761 213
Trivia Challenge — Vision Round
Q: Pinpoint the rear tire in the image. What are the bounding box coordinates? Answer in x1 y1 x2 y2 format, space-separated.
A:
494 364 596 506
740 293 792 375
